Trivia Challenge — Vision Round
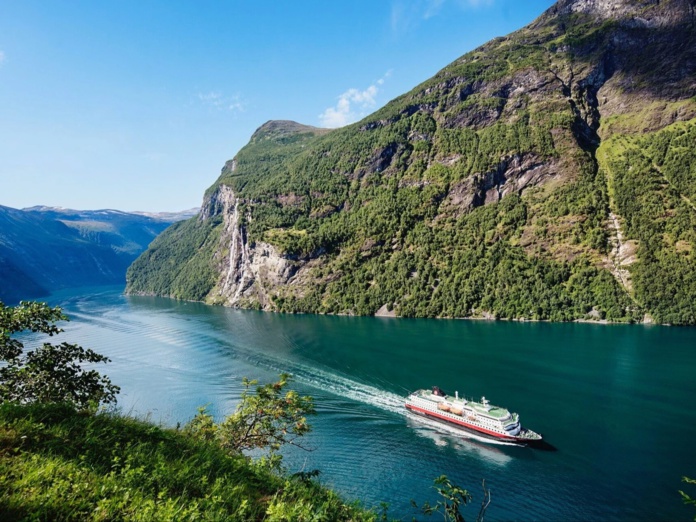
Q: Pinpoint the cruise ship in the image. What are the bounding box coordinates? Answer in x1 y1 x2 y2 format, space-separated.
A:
405 386 542 444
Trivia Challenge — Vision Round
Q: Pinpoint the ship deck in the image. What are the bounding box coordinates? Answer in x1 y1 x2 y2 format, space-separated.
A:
419 390 510 419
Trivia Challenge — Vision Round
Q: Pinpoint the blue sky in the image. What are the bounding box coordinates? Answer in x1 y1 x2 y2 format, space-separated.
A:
0 0 555 212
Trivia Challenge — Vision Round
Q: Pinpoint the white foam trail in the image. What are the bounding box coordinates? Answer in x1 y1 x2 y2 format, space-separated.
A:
143 335 517 455
247 356 407 415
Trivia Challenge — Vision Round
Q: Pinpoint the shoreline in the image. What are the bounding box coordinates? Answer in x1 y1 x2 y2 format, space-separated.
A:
124 289 669 327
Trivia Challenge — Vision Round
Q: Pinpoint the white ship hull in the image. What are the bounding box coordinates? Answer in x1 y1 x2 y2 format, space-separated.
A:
405 387 542 444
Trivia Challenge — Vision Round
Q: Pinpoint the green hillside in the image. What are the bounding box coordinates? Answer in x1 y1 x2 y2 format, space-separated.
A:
127 0 696 324
0 403 377 521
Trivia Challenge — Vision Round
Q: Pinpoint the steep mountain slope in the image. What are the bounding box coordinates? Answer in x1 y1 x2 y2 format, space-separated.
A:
127 0 696 324
0 206 196 303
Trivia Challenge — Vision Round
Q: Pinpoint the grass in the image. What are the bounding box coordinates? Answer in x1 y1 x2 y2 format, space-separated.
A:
0 403 379 521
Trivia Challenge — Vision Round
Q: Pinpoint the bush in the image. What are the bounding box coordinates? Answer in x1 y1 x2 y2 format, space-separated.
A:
0 301 119 409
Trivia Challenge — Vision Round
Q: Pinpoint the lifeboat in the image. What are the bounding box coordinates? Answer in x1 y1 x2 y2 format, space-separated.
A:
438 403 451 412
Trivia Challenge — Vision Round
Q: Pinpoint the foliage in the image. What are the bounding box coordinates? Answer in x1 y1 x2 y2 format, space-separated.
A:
126 218 220 301
0 301 119 409
0 402 376 521
602 122 696 324
681 476 696 521
412 476 490 522
185 373 315 456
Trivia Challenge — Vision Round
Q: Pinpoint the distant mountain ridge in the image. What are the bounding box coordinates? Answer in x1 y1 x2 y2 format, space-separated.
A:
24 206 199 223
0 205 197 303
127 0 696 324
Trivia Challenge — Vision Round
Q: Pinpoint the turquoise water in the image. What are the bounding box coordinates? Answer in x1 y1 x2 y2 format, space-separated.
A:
46 287 696 520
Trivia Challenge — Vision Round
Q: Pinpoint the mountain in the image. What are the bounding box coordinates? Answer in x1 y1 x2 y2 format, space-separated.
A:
129 208 200 222
0 206 197 303
127 0 696 324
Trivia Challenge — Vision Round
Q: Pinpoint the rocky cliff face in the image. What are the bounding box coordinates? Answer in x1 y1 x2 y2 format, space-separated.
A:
200 185 305 309
438 153 563 218
551 0 695 27
127 0 696 324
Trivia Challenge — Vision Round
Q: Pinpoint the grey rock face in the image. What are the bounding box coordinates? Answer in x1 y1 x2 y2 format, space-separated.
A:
208 185 305 309
552 0 695 27
439 154 561 218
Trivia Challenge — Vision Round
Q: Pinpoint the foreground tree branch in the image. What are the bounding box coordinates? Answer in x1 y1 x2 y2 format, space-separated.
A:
0 301 119 409
680 476 696 520
185 373 316 458
412 475 491 522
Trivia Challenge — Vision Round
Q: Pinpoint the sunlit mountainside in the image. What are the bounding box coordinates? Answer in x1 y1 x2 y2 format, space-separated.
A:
127 0 696 324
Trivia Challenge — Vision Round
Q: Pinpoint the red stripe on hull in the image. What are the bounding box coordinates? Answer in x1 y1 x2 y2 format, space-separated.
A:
405 403 517 441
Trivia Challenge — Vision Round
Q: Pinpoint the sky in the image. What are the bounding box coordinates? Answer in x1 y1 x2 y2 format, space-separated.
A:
0 0 555 212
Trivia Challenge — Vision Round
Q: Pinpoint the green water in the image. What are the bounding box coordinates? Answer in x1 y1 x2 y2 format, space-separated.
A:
49 287 696 520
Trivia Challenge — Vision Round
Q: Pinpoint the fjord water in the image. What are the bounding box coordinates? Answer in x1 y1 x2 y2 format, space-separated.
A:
50 287 695 520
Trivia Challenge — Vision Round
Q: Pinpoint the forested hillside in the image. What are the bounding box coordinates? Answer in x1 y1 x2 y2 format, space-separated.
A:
127 0 696 324
0 206 196 303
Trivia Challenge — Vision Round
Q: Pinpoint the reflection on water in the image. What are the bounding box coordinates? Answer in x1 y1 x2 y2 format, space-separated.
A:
405 417 514 467
44 287 696 521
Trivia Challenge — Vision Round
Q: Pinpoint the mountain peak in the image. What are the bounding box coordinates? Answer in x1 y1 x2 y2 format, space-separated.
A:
249 120 329 144
547 0 695 27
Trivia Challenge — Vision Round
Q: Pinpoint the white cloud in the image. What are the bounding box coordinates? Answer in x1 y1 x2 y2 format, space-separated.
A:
424 0 445 19
319 72 391 128
391 0 494 34
227 95 245 112
198 91 246 113
0 51 5 65
198 91 223 107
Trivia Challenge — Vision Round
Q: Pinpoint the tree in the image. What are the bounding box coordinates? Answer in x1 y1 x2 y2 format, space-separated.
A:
413 476 491 522
0 300 119 409
185 373 315 455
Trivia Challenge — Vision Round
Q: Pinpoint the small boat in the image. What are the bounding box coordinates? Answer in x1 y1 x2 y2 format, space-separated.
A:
405 386 542 444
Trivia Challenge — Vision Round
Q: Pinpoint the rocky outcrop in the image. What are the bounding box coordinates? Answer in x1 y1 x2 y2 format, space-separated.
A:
249 120 330 144
605 212 637 292
439 154 560 217
550 0 695 27
199 184 231 221
374 304 397 318
208 185 303 309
